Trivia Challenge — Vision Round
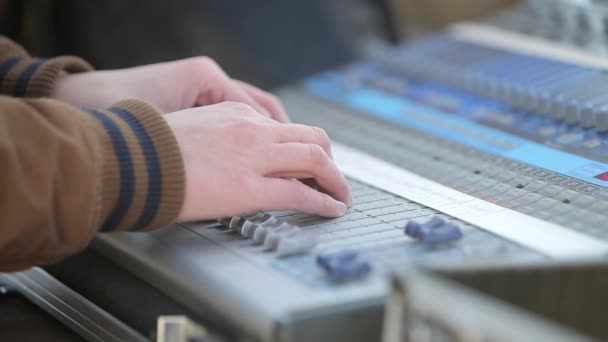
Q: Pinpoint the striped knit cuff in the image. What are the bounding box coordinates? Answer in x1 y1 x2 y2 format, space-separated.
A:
0 56 92 98
85 100 185 232
0 37 28 59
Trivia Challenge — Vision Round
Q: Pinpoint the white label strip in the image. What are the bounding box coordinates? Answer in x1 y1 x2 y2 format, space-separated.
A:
450 22 608 70
333 142 608 259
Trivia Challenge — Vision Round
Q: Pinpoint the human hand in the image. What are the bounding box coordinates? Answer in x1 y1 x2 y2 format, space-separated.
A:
52 57 289 122
164 102 351 221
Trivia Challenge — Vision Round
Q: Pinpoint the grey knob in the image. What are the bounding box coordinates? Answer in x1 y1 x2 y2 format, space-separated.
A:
595 106 608 132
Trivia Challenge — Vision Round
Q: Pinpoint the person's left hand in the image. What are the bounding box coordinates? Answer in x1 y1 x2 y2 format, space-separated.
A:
52 57 289 122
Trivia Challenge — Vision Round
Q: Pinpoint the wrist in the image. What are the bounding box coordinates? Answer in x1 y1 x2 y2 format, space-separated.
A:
88 100 185 232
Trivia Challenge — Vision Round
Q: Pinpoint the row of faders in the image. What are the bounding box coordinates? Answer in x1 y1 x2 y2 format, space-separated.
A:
386 35 608 131
220 211 466 284
219 213 374 282
219 212 317 257
490 0 608 54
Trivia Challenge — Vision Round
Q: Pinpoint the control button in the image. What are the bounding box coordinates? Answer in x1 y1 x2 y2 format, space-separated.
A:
317 250 357 269
526 180 549 192
557 133 582 144
562 179 583 188
497 188 527 201
535 197 562 209
484 183 513 194
581 106 595 128
242 212 276 237
531 169 553 179
477 178 498 189
519 166 539 175
550 203 573 216
547 175 567 184
594 189 608 200
404 217 463 245
595 106 608 132
570 194 596 208
241 220 260 238
422 223 463 244
578 184 600 194
564 104 581 125
264 222 297 251
316 250 371 282
557 190 577 203
420 216 445 230
583 139 602 149
539 185 563 197
503 160 523 169
473 183 511 198
219 212 313 254
494 170 518 182
538 126 557 136
224 216 247 234
508 175 535 187
511 192 544 206
549 98 566 120
589 200 608 213
276 232 317 257
253 220 283 243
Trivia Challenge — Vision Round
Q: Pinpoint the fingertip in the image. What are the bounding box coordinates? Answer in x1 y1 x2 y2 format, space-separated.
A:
335 172 352 207
336 201 348 216
277 112 291 123
275 104 290 123
344 193 353 207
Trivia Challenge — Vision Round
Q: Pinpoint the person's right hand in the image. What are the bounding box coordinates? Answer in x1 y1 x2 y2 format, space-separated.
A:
164 102 352 221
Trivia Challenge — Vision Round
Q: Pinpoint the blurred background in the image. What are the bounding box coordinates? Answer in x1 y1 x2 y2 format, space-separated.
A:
0 0 515 89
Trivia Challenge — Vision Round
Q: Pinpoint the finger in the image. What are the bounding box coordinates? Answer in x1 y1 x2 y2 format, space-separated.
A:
222 84 274 118
197 72 274 119
299 178 320 191
235 80 290 123
260 178 348 217
226 84 273 117
263 143 351 205
269 123 333 158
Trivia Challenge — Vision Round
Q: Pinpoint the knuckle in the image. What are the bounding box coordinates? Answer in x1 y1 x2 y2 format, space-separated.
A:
311 126 330 146
319 195 336 214
225 101 255 113
290 182 312 206
266 94 281 106
306 144 327 166
231 119 257 132
193 56 227 82
194 56 219 70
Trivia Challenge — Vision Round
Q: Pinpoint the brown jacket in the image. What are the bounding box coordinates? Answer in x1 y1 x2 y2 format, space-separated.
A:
0 37 184 271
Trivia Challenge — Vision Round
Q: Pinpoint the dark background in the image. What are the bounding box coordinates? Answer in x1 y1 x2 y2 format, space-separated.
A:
0 0 393 89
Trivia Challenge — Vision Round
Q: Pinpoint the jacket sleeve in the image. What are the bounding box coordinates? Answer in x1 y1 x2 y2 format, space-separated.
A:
0 40 184 272
0 37 93 98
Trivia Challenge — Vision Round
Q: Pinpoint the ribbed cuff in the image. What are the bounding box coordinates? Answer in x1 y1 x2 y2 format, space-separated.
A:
85 100 184 232
0 37 29 59
0 56 92 97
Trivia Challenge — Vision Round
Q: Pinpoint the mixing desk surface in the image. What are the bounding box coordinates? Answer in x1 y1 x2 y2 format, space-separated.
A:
94 21 608 342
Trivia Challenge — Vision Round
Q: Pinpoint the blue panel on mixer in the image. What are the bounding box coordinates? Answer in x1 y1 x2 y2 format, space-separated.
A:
304 76 608 187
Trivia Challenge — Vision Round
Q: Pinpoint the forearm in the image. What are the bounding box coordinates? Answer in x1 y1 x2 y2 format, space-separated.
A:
0 96 184 271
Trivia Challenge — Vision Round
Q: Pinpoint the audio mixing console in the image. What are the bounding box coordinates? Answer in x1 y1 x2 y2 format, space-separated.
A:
93 19 608 342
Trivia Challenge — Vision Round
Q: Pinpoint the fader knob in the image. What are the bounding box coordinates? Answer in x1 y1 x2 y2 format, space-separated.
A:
564 101 581 125
595 106 608 132
581 105 595 128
